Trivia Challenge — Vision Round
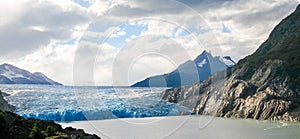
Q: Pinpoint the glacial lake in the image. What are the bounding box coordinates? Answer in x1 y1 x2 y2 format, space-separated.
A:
59 115 300 139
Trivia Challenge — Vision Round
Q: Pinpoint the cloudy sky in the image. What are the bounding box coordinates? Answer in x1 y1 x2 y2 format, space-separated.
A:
1 0 299 86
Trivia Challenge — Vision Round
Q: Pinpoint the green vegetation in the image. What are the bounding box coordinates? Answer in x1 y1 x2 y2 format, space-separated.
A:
29 122 70 139
29 122 45 139
0 111 99 139
0 112 6 129
45 133 69 139
44 125 57 137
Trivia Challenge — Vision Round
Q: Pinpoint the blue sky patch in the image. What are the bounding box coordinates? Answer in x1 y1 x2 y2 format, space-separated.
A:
55 38 78 46
222 23 231 33
172 26 192 37
72 0 92 8
106 23 148 48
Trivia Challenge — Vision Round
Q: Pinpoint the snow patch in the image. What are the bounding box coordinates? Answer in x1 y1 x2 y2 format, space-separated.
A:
4 65 9 70
2 70 26 79
197 59 207 67
221 57 235 67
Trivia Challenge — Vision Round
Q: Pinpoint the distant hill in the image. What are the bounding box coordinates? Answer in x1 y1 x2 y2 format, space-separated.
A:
131 51 235 87
0 63 62 85
162 4 300 122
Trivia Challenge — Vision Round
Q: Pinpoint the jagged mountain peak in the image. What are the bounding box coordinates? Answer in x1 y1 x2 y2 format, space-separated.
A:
162 4 300 122
193 50 213 62
132 50 235 87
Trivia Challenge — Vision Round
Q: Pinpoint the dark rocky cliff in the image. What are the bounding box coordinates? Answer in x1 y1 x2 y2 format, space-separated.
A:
162 4 300 122
0 91 15 112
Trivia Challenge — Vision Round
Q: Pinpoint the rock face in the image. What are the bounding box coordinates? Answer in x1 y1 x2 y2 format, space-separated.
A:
162 4 300 122
0 91 15 112
132 51 235 87
0 63 62 85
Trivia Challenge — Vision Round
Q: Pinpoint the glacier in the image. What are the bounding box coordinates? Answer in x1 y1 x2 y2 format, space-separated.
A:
0 85 191 121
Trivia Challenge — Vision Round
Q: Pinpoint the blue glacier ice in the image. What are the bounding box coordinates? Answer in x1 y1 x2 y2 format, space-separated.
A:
0 85 191 121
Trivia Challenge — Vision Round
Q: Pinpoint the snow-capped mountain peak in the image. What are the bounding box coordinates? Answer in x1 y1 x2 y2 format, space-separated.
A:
132 51 236 87
0 63 62 85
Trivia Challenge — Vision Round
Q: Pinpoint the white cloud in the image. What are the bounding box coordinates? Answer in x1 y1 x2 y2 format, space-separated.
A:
140 20 175 37
125 34 138 42
9 41 119 86
127 56 177 85
200 0 300 60
87 0 129 16
10 44 77 85
2 0 300 85
110 30 126 38
111 35 194 86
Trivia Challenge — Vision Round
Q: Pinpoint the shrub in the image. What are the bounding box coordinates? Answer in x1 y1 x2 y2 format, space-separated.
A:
44 125 56 137
0 112 6 129
28 122 45 139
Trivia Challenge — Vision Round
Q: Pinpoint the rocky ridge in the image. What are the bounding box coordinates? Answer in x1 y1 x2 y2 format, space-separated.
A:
162 4 300 122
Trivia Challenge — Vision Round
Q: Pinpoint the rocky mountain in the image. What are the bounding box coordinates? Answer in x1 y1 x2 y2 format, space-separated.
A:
0 63 62 85
132 51 235 87
162 4 300 122
0 91 15 112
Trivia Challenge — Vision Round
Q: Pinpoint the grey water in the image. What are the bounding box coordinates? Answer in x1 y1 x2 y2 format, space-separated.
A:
59 115 300 139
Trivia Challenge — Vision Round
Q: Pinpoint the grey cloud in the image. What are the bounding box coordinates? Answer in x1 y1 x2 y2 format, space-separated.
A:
232 2 299 28
176 0 235 8
0 0 90 59
105 0 195 17
21 1 89 28
106 5 150 17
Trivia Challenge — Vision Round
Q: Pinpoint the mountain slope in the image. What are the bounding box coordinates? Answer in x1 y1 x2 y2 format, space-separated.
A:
0 63 62 85
162 4 300 122
132 51 235 87
0 91 15 112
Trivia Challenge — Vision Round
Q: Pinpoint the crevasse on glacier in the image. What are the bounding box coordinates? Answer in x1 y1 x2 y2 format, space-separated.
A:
2 85 191 121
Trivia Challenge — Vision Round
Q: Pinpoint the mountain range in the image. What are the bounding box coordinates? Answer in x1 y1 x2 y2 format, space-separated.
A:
162 4 300 122
132 51 235 87
0 63 62 85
